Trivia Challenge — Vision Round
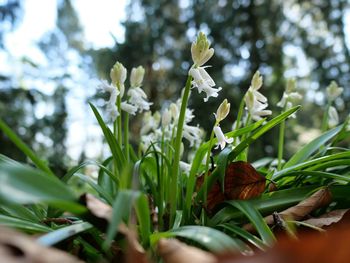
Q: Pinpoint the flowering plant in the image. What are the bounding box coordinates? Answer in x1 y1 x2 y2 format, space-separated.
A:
0 32 349 262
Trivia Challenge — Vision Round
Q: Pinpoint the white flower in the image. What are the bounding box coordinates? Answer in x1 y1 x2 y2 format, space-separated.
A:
191 32 214 67
214 126 233 150
183 124 203 147
140 111 161 135
121 101 138 115
99 80 120 121
245 71 271 121
277 79 302 118
215 99 230 123
189 67 222 102
245 90 272 121
127 87 153 113
328 106 339 128
161 108 172 128
130 66 145 88
180 161 191 174
110 62 127 96
326 81 343 101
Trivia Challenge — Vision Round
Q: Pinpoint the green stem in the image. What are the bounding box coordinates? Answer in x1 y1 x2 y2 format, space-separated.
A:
169 74 192 227
203 125 217 207
277 120 285 170
233 99 245 145
321 102 331 132
116 95 122 145
123 112 129 162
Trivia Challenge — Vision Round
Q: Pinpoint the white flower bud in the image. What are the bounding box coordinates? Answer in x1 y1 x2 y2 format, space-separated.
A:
215 99 230 123
130 66 145 88
326 81 343 101
191 32 214 67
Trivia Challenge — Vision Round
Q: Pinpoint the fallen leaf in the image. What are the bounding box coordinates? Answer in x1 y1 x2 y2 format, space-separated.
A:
302 209 350 228
86 193 112 221
157 238 216 263
196 161 266 212
244 188 332 232
216 224 350 263
196 174 225 212
0 226 82 263
119 224 150 263
224 161 266 200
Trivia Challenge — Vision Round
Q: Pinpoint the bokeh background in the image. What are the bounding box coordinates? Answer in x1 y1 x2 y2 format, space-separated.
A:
1 0 349 177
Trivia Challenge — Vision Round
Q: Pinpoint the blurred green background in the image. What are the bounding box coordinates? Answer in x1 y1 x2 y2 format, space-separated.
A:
0 0 349 177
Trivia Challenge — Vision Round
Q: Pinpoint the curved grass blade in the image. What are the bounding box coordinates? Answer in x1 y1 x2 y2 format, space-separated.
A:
219 223 267 250
0 202 39 222
104 190 140 247
62 159 117 184
169 225 252 253
284 126 342 169
210 186 319 225
0 163 86 214
0 119 54 177
273 151 350 180
0 214 51 233
72 173 114 205
135 193 151 247
228 201 275 246
89 103 126 170
37 222 92 246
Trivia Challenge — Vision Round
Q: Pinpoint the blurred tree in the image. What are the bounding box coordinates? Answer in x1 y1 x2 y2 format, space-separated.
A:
92 0 350 159
0 0 85 176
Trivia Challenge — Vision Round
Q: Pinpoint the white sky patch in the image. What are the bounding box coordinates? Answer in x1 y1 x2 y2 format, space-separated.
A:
73 0 127 48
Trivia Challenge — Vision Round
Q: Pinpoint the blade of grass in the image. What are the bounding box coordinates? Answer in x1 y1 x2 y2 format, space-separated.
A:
228 201 275 246
37 222 92 246
0 119 54 177
284 125 342 168
0 214 51 233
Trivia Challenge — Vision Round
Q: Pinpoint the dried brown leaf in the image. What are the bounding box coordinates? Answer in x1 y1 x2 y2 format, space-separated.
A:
302 209 350 228
157 238 217 263
86 193 112 221
244 188 332 232
224 161 266 200
0 226 82 263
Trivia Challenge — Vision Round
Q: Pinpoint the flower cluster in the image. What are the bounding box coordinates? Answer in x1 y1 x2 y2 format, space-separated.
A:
213 99 233 150
244 71 272 121
189 33 222 102
277 79 302 118
100 62 152 121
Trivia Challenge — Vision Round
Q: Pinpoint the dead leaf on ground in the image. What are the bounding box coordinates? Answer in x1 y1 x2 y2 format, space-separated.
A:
224 161 266 200
302 209 350 228
0 226 82 263
85 193 113 221
216 223 350 263
157 238 216 263
196 161 266 212
244 188 332 232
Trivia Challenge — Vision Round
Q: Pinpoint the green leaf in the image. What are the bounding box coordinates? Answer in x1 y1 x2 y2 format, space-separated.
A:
284 126 342 168
0 202 39 222
62 159 117 185
135 194 151 247
0 162 85 214
37 222 92 246
219 223 267 250
71 173 114 205
0 120 54 177
89 103 126 170
273 151 350 180
105 190 140 247
0 214 51 233
227 201 275 246
169 225 252 253
210 185 319 225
